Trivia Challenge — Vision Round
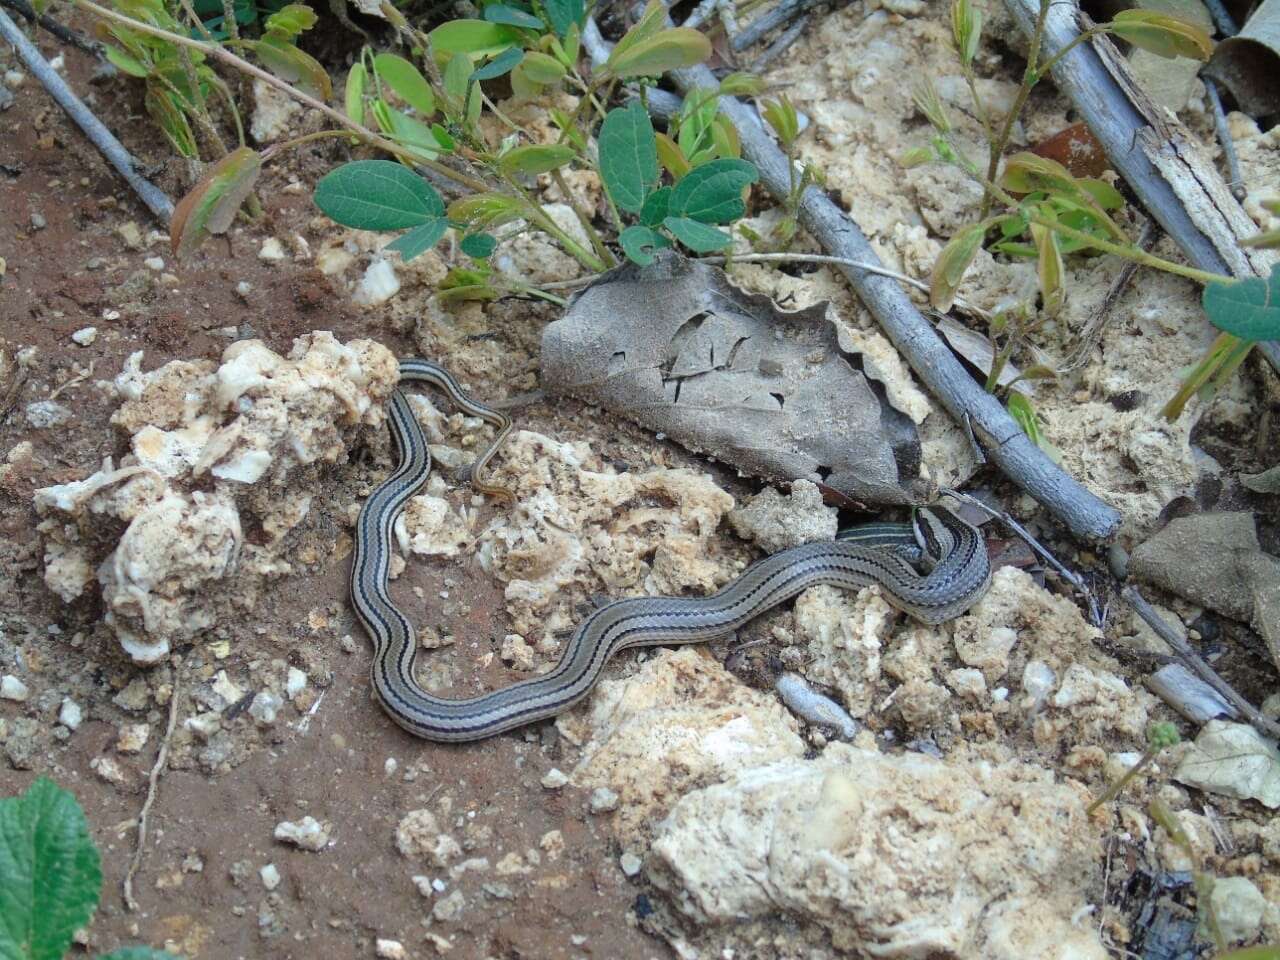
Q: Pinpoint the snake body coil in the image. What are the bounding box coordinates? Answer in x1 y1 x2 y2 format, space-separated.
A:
351 360 992 742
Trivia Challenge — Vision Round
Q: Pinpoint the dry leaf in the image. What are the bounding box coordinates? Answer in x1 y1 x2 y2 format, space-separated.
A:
541 252 922 504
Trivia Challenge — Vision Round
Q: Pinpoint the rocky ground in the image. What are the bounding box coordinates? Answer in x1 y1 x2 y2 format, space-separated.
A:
1 2 1279 959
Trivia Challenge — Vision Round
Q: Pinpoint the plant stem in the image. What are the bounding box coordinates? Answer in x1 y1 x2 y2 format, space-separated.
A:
72 0 492 193
1026 215 1225 285
504 174 605 271
979 0 1051 218
552 169 617 268
1087 747 1157 814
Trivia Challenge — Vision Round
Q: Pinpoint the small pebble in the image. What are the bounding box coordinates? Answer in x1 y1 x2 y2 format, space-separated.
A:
260 863 281 891
1107 543 1129 579
30 212 46 230
619 852 643 877
384 757 398 776
540 768 569 789
236 280 252 297
249 691 282 725
376 939 406 960
116 723 150 753
588 787 619 814
144 256 165 271
71 326 98 346
25 401 71 429
58 698 83 730
274 816 330 851
1 675 30 702
258 238 286 261
286 667 307 699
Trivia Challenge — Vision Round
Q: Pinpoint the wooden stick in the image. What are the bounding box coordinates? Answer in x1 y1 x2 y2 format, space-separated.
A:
0 8 173 222
1002 0 1280 377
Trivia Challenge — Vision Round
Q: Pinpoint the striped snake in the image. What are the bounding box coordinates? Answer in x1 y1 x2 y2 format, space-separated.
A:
351 359 993 742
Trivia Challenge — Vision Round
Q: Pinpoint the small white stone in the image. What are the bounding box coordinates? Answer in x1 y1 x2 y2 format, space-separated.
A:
258 238 287 261
185 712 221 741
384 757 398 776
376 939 406 960
1210 876 1264 942
286 667 307 699
236 280 252 297
619 851 643 877
116 722 150 753
1022 660 1057 706
102 308 121 321
432 877 447 893
90 756 128 784
431 890 466 922
249 691 282 725
588 787 619 814
540 768 570 789
58 698 83 730
4 70 25 88
260 863 281 891
1 675 29 701
26 401 71 429
274 816 330 851
49 54 64 71
412 875 434 897
353 258 400 306
71 326 98 346
211 670 244 706
143 256 164 271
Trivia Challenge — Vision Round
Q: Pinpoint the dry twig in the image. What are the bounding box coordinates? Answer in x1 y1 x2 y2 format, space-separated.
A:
123 667 182 911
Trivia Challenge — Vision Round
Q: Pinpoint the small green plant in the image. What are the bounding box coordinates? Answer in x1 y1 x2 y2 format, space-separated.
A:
1086 720 1180 814
0 777 178 960
911 0 1280 424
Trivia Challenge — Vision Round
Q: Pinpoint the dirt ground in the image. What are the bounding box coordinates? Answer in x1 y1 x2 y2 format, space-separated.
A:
0 32 676 960
2 5 1279 960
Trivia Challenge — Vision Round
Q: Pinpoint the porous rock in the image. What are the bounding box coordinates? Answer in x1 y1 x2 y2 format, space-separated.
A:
34 333 398 662
562 647 805 843
648 743 1106 959
475 430 737 640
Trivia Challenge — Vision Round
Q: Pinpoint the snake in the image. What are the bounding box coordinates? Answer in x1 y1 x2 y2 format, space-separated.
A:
350 359 993 742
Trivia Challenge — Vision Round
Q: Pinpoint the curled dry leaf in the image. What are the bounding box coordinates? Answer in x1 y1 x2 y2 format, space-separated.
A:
541 252 923 505
170 147 263 259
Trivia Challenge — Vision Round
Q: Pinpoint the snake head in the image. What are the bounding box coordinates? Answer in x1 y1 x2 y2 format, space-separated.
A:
910 506 958 573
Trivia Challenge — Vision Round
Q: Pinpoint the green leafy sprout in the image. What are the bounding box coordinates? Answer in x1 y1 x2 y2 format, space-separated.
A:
0 777 179 960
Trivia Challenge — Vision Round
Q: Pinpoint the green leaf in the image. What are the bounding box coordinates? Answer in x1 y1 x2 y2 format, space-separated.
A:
1030 221 1064 315
430 122 456 151
517 50 566 84
1107 9 1213 60
386 218 449 260
606 0 667 66
663 216 732 252
447 192 527 229
371 101 440 160
105 45 150 78
717 71 765 96
248 36 330 100
428 20 520 63
667 157 758 224
607 27 712 78
761 96 799 147
1203 264 1280 342
639 185 671 226
498 143 576 176
619 224 669 265
263 2 316 38
373 53 435 117
170 146 263 259
655 132 690 180
0 777 103 960
98 949 182 960
314 160 444 230
460 232 498 258
598 102 659 214
144 85 197 158
471 45 524 81
1006 392 1060 462
930 219 987 311
443 50 473 102
542 0 584 37
344 62 366 127
483 3 544 29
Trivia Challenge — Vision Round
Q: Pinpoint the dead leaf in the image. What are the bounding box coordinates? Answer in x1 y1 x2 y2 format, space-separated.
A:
1174 719 1280 807
541 252 923 504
